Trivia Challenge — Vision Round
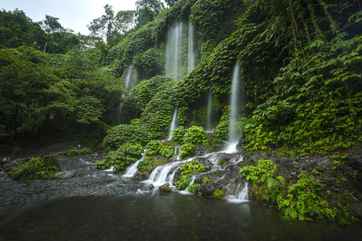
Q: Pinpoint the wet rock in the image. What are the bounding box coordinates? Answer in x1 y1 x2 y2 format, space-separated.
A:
159 184 172 193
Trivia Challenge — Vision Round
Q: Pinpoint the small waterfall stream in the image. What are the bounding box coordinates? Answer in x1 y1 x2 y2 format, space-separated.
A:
225 63 242 153
124 65 134 90
165 22 183 80
187 22 195 74
206 91 213 132
226 183 249 203
122 152 145 178
167 108 178 141
143 159 191 188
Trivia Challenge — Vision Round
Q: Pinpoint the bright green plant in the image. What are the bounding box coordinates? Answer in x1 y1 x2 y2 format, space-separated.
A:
180 143 196 159
9 157 60 180
96 143 143 173
277 173 337 221
183 126 207 145
212 188 225 199
175 160 206 190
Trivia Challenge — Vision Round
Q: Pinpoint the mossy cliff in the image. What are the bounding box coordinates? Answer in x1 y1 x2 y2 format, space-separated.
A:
97 0 361 223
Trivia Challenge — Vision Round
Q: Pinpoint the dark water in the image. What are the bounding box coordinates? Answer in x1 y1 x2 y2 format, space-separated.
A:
1 194 361 241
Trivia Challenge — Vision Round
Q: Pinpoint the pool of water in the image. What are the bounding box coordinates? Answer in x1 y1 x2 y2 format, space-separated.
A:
1 194 361 241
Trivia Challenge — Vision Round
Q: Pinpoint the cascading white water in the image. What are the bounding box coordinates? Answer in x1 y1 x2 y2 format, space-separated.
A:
165 22 183 80
187 22 195 74
124 65 134 90
122 153 145 178
225 63 242 153
143 160 186 188
179 175 196 195
174 145 181 160
206 90 213 132
167 108 178 141
226 183 249 203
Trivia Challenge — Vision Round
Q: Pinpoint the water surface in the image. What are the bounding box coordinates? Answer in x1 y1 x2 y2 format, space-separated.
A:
1 194 361 241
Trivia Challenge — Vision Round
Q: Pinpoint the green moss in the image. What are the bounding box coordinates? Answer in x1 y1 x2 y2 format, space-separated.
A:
212 188 225 199
64 147 92 157
9 157 60 180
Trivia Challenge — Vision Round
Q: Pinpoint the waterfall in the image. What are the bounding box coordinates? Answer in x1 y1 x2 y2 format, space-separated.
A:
226 183 249 204
124 65 134 90
187 22 195 74
179 175 196 195
225 63 242 153
167 108 178 141
206 91 213 132
165 22 183 80
174 145 181 160
122 152 145 178
143 160 186 188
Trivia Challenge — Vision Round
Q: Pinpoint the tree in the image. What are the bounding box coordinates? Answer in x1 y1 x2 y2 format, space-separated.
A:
41 15 64 33
0 9 46 49
135 0 164 27
88 4 134 44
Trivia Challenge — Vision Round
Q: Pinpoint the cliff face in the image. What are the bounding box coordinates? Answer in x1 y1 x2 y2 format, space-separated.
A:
102 0 362 223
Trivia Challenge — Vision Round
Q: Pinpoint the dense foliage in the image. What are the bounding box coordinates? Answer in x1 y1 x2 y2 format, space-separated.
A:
8 157 60 180
241 160 339 221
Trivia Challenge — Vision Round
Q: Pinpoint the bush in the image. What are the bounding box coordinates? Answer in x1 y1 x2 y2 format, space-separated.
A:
133 48 164 80
96 143 143 173
175 160 206 190
278 173 337 221
180 143 196 159
9 157 60 180
131 75 170 111
102 123 150 151
241 160 338 221
183 126 207 145
172 126 186 144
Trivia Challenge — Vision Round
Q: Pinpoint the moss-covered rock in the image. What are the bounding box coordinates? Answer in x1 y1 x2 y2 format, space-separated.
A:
8 157 60 180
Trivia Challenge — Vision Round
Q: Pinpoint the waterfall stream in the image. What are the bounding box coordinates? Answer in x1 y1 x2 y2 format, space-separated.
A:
124 65 134 90
187 22 195 74
225 63 242 153
206 91 213 132
165 22 183 80
143 159 191 188
226 183 249 203
122 152 145 178
167 108 178 141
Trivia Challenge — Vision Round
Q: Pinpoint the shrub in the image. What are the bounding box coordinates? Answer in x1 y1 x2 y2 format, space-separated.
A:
277 173 337 221
180 143 196 159
175 160 206 190
133 48 164 80
172 126 186 144
241 160 338 221
183 126 207 145
96 143 143 173
102 123 149 151
9 157 60 180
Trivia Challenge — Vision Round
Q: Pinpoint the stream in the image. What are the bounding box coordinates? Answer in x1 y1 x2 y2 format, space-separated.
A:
0 154 361 241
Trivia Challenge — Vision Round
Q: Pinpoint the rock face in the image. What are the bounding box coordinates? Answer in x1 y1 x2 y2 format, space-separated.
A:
159 184 172 193
169 151 250 198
